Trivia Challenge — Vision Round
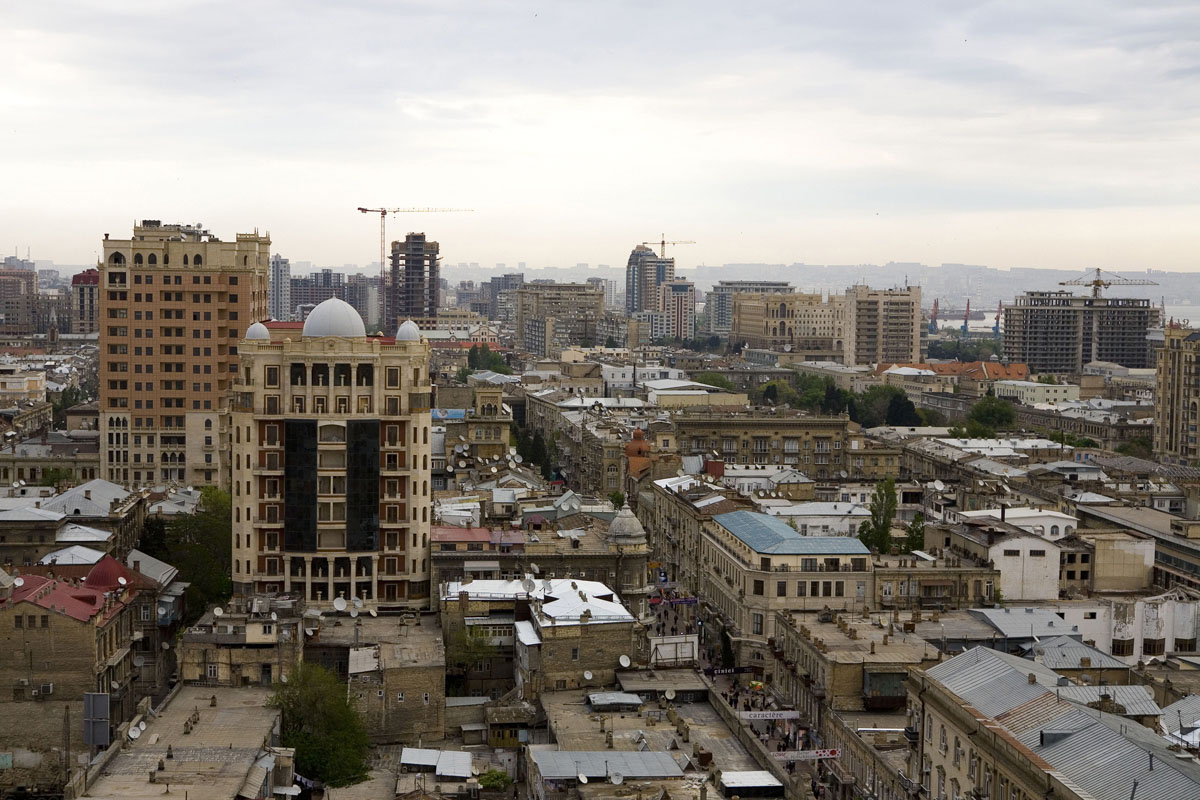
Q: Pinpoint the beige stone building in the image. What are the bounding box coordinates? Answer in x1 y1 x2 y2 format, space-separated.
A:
1155 328 1200 466
179 594 304 686
229 299 433 610
514 283 606 356
731 291 844 356
843 284 923 366
99 220 271 488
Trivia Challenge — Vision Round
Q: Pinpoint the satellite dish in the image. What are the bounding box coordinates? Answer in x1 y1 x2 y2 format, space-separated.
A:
619 655 631 668
213 607 224 617
783 344 792 352
271 611 278 621
333 597 348 612
161 641 170 650
933 480 946 491
509 447 517 456
447 465 455 472
118 576 127 586
350 609 359 618
128 727 141 740
522 578 536 592
530 563 540 575
158 606 168 616
611 773 624 786
281 674 288 684
139 720 147 731
186 486 193 492
134 655 145 668
583 670 594 681
515 455 523 463
12 577 23 588
353 597 364 609
665 688 676 700
305 628 315 636
491 467 498 473
577 775 589 785
369 608 378 617
459 460 467 468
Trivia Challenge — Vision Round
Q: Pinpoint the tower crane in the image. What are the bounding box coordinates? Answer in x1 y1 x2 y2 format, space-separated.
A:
1058 267 1158 299
357 207 472 328
641 234 695 259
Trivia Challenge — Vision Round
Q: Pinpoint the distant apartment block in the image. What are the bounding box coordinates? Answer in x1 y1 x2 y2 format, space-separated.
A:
515 283 604 356
268 253 291 321
706 280 792 337
389 233 439 328
625 245 674 314
658 280 696 340
1155 328 1200 465
71 268 99 334
843 284 923 366
1003 291 1160 373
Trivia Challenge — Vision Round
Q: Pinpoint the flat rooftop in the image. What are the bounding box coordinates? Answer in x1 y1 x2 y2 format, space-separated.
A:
782 613 939 665
540 690 759 772
618 669 709 694
314 613 445 669
84 686 278 800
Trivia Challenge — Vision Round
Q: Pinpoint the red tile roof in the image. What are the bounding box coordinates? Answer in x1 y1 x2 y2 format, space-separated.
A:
431 526 492 542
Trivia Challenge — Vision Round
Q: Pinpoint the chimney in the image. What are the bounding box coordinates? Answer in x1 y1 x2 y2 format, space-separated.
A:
870 641 876 654
134 560 141 574
1000 505 1006 522
84 490 91 500
1080 656 1091 668
1027 672 1037 684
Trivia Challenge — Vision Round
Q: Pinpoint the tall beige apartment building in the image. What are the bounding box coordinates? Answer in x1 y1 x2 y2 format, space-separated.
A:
843 284 923 366
229 300 433 609
1154 328 1200 465
99 220 270 488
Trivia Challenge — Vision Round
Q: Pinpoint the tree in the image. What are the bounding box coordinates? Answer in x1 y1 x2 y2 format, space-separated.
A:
904 513 926 553
604 336 618 348
137 516 169 559
860 477 897 553
268 662 369 787
163 487 233 620
695 372 736 391
608 490 625 508
447 626 496 675
968 396 1015 431
479 770 513 791
885 394 922 426
1116 436 1153 460
38 467 75 488
456 366 473 384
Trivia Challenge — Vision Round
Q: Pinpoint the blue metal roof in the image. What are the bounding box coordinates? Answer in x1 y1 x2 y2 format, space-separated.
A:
713 510 870 555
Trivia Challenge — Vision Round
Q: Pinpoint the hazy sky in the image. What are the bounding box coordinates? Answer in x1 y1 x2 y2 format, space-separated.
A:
5 1 1200 272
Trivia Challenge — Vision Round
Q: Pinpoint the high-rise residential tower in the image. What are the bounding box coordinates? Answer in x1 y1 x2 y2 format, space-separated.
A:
268 253 291 321
230 299 433 609
658 280 696 340
1003 291 1161 373
389 233 440 329
625 245 674 315
99 220 270 488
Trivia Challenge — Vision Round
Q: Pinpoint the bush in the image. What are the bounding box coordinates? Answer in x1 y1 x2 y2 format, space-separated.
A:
479 769 513 791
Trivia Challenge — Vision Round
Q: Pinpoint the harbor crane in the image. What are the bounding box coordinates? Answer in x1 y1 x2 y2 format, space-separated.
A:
1059 267 1157 299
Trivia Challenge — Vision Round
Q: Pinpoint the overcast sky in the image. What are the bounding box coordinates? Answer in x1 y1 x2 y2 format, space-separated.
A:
4 1 1200 272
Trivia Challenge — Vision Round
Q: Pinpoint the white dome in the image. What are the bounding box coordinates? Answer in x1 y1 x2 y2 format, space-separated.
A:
396 320 421 341
244 321 271 340
302 298 366 338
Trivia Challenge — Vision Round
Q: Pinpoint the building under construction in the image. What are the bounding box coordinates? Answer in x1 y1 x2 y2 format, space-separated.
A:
1002 291 1160 373
388 232 440 328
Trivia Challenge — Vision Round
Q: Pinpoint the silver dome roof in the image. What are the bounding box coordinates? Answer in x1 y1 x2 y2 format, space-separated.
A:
396 319 421 341
244 321 271 340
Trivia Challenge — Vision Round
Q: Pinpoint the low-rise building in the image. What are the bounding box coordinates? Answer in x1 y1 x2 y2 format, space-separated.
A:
994 379 1081 405
929 519 1061 602
179 594 304 687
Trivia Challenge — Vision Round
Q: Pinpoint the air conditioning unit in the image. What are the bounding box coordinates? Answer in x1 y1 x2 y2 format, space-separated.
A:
17 678 28 686
40 683 53 696
31 689 40 698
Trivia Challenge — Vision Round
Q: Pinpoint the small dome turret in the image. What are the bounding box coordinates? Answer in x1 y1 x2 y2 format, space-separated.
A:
396 319 421 341
245 321 270 340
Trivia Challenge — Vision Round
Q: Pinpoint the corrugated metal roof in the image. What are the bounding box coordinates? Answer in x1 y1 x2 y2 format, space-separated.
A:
713 510 870 555
926 647 1063 718
1031 635 1128 670
969 607 1084 639
1055 685 1161 718
1162 695 1200 734
531 751 683 780
436 750 473 779
588 692 643 708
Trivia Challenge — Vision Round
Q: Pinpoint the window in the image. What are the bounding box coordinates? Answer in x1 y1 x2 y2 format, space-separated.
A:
776 581 787 597
1144 638 1165 656
571 647 579 661
752 613 763 635
796 581 806 596
834 581 844 597
13 616 21 629
1003 549 1020 557
1030 550 1046 557
397 692 405 702
207 664 219 679
752 580 764 596
939 725 947 753
1112 638 1134 656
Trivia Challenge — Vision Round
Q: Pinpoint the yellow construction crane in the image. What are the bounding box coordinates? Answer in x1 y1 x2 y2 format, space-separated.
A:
1058 267 1158 299
642 233 695 258
357 207 472 326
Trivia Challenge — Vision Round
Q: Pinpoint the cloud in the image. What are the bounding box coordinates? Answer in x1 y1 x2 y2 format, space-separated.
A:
3 0 1200 270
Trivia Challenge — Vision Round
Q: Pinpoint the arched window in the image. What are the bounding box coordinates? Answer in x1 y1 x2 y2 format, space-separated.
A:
134 253 143 265
193 254 202 266
148 253 157 265
182 254 189 266
243 256 248 265
204 419 212 429
1050 525 1059 536
109 252 125 264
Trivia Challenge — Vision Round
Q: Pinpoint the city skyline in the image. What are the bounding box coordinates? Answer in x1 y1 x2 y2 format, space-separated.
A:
5 2 1200 270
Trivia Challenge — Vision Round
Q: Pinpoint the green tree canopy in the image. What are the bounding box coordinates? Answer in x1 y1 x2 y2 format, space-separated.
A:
608 490 625 508
968 396 1016 430
904 512 926 553
268 663 369 787
139 487 232 621
860 477 897 553
885 394 923 426
695 372 736 392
